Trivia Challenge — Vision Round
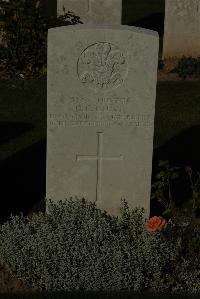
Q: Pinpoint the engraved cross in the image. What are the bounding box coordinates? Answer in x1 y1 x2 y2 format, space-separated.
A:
76 132 124 202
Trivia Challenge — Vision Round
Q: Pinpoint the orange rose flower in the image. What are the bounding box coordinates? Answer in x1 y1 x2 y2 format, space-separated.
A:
145 216 167 232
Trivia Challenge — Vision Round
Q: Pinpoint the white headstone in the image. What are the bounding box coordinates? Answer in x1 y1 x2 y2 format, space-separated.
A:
163 0 200 58
57 0 122 24
46 25 159 218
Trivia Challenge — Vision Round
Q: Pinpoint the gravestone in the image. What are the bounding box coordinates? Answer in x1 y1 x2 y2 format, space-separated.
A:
57 0 122 24
163 0 200 59
46 25 159 218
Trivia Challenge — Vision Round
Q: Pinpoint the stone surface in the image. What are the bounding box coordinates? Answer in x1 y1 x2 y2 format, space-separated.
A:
163 0 200 58
57 0 122 24
46 25 159 218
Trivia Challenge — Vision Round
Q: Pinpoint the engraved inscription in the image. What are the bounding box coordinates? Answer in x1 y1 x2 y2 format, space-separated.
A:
76 132 123 202
77 42 128 91
49 113 153 127
49 96 154 127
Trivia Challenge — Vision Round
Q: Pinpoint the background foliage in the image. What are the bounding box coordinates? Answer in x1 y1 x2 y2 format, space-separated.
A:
0 0 81 77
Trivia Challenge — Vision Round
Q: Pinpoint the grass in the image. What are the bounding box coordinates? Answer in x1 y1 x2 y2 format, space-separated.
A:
154 82 200 148
0 78 46 161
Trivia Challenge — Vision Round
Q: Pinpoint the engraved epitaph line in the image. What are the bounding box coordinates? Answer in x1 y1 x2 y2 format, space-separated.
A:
76 132 124 202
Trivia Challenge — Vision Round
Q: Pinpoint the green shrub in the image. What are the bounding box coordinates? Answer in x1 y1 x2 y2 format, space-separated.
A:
0 0 82 77
163 224 200 294
171 56 200 79
151 160 181 219
151 160 200 294
151 161 200 224
0 198 177 293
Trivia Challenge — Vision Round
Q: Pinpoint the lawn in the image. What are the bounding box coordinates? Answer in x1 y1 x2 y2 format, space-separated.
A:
154 82 200 149
0 79 46 161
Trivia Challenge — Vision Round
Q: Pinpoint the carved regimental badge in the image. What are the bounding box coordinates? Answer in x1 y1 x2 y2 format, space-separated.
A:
77 42 128 91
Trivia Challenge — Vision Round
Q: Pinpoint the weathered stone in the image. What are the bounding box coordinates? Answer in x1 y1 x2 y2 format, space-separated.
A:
163 0 200 58
57 0 122 24
46 25 159 218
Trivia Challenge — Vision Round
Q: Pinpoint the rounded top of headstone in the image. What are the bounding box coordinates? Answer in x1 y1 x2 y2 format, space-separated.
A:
48 24 159 38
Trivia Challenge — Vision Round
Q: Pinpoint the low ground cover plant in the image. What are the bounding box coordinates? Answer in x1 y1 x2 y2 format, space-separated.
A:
0 194 199 295
0 198 177 293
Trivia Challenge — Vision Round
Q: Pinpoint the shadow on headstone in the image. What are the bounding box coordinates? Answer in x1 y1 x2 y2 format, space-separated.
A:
0 121 35 144
128 13 164 35
0 140 46 225
151 125 200 217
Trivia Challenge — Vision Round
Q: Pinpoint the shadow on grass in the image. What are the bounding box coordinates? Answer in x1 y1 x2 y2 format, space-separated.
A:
0 140 46 225
0 121 35 144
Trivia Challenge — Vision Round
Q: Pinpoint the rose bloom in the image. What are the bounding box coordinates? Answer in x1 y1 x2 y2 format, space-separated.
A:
145 216 167 232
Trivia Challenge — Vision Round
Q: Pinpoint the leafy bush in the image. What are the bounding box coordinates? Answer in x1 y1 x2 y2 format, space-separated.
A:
171 56 200 79
150 161 200 293
151 160 181 219
151 161 200 224
163 224 200 294
0 0 82 77
0 198 177 293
